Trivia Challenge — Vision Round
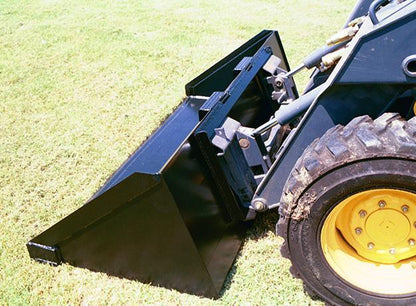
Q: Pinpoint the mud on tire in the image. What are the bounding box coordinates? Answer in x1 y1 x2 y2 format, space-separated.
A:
277 113 416 305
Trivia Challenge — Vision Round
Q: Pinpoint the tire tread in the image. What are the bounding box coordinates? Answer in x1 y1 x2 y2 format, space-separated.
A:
277 113 416 303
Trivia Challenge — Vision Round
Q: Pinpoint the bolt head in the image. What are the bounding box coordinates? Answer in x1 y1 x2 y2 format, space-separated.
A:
355 227 362 235
409 239 416 247
368 242 375 250
378 200 386 208
402 205 409 213
274 78 284 88
359 210 367 218
389 248 396 255
239 138 250 149
253 201 265 211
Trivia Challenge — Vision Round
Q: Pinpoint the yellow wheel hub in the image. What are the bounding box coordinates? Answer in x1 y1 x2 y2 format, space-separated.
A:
321 189 416 295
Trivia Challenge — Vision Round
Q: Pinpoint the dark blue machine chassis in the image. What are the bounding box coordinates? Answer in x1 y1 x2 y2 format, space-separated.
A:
27 0 416 299
255 0 416 210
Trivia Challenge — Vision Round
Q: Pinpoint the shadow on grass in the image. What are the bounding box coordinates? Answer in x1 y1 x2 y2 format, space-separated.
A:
219 210 281 297
246 210 281 241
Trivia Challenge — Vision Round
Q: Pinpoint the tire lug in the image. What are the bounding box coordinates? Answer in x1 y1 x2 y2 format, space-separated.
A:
378 200 386 208
409 239 416 247
355 227 362 235
359 210 367 218
367 242 375 250
402 205 409 213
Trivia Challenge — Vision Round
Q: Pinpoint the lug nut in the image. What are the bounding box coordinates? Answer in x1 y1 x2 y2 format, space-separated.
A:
389 248 396 255
402 205 409 213
409 239 416 247
368 242 375 250
378 200 386 208
359 210 367 218
355 227 362 235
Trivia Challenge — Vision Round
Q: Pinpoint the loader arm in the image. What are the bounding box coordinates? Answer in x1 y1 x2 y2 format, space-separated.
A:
254 0 416 210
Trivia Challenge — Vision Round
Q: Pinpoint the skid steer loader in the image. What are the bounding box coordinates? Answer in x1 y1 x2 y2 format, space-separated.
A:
27 0 416 304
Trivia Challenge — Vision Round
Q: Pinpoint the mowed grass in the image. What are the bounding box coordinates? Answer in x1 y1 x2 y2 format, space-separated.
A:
1 0 352 304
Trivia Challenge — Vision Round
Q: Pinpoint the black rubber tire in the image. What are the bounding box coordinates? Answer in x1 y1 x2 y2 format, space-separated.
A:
277 113 416 305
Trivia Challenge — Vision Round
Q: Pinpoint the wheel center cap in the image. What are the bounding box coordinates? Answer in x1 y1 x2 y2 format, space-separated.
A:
366 209 410 244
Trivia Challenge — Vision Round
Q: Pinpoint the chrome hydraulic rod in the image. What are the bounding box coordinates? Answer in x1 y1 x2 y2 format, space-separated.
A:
283 40 349 79
252 84 323 136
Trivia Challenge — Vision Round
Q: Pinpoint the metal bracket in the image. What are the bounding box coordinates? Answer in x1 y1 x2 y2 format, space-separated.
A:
263 55 297 104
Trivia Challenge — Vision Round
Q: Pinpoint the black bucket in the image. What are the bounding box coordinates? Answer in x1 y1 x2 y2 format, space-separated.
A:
27 30 290 298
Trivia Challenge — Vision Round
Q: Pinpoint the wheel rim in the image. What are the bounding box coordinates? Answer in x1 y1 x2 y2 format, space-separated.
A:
321 189 416 295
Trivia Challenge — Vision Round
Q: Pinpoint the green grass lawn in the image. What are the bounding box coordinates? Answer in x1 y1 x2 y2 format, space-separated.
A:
1 0 352 304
